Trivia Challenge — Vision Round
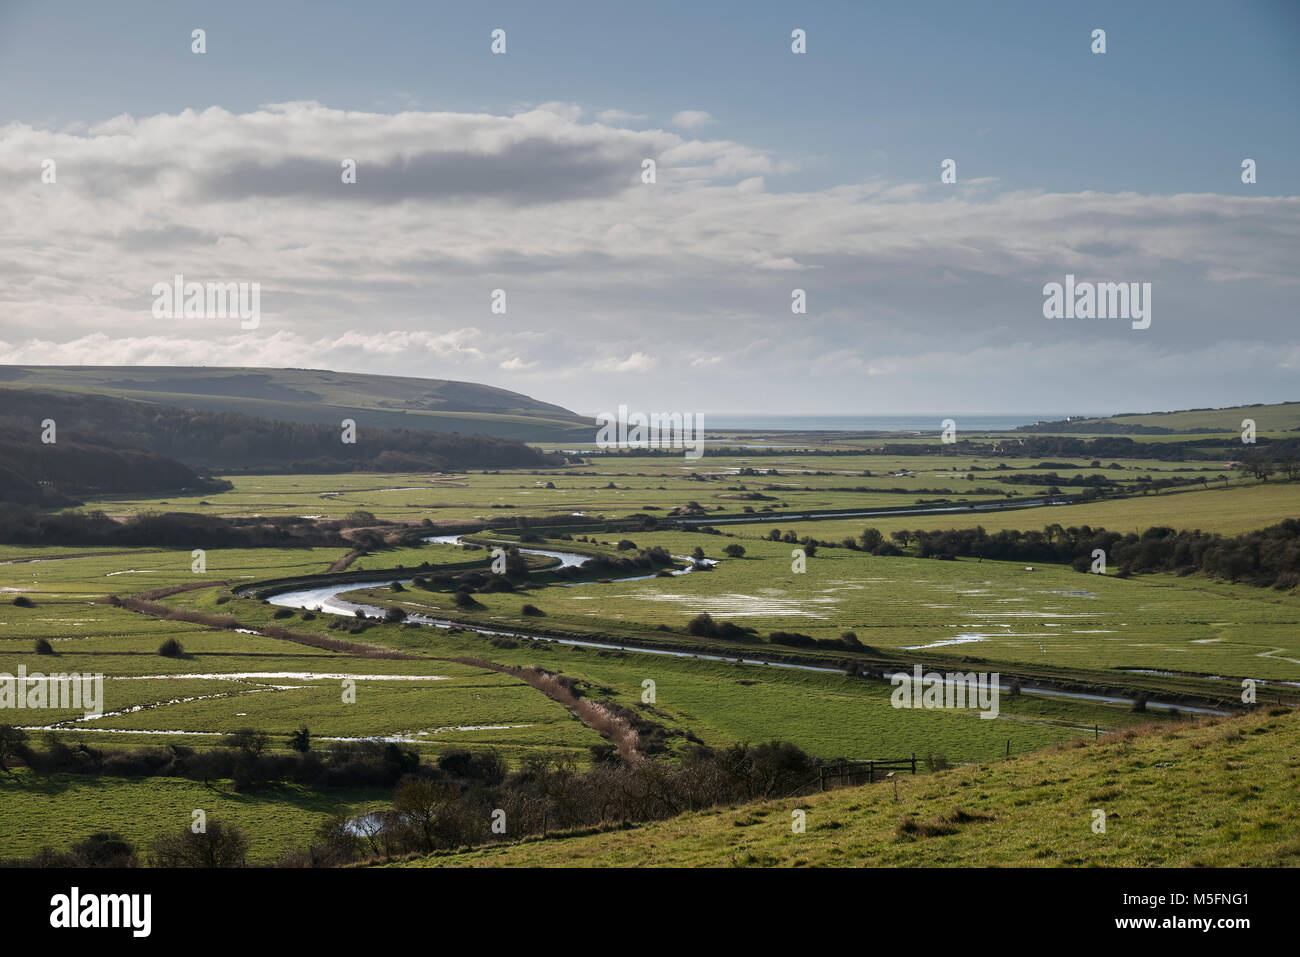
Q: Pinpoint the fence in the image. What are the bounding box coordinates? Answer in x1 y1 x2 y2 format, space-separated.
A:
818 754 917 790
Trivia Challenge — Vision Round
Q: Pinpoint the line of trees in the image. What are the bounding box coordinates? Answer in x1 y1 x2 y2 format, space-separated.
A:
898 520 1300 589
1 733 823 867
0 506 352 547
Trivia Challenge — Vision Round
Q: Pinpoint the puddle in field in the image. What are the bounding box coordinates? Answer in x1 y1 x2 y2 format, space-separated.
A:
902 634 996 649
14 724 532 740
114 672 450 682
628 591 838 618
320 724 534 743
962 611 1097 618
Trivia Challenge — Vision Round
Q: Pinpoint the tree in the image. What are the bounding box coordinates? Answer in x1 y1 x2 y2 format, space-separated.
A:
0 726 28 772
288 726 311 753
687 613 718 637
890 530 912 548
223 728 268 760
149 819 248 867
722 544 746 558
860 527 883 551
70 832 137 867
1241 451 1274 482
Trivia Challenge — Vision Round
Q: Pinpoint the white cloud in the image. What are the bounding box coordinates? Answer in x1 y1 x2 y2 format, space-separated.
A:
0 102 1296 413
672 110 716 129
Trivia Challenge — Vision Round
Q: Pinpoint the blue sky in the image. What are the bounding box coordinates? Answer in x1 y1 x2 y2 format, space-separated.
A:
0 1 1296 414
4 0 1296 196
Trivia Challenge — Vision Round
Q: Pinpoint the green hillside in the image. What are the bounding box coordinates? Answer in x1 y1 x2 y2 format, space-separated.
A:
1038 401 1300 434
0 365 592 441
403 706 1299 867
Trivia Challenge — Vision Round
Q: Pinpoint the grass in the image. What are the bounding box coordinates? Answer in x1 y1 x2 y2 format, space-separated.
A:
0 768 389 864
370 531 1300 682
3 446 1295 868
725 479 1300 539
400 706 1300 867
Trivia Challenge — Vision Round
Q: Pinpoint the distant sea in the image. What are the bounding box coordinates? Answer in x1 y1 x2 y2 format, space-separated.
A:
702 414 1078 432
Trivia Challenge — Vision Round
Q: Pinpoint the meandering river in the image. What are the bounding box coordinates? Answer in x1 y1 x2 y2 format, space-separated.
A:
264 534 1230 717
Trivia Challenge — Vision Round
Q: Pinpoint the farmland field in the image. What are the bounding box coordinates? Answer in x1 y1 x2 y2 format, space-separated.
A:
2 441 1297 867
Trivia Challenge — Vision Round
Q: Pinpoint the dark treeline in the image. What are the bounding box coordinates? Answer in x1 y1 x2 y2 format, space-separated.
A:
880 435 1300 463
0 505 349 547
0 433 229 506
902 519 1300 589
0 729 821 866
0 388 562 478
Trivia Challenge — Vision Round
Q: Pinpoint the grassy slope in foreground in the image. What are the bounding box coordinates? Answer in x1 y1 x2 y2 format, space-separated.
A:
404 707 1300 867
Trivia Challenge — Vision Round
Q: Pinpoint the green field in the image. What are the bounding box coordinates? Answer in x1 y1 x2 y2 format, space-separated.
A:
2 436 1297 866
402 706 1300 867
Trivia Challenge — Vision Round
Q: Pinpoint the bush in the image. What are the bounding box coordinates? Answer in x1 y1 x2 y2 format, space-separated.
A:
521 603 544 616
158 638 184 658
34 638 55 655
272 608 294 619
722 544 746 558
150 819 248 868
12 596 33 608
687 612 718 637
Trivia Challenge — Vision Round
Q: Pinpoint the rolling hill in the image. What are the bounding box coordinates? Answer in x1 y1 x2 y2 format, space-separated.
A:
0 366 593 441
1023 401 1300 435
402 706 1299 868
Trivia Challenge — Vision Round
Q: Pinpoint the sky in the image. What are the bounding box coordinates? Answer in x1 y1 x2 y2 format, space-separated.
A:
0 0 1297 417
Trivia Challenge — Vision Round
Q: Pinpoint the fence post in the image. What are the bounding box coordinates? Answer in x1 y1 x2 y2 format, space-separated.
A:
868 760 874 784
910 752 916 774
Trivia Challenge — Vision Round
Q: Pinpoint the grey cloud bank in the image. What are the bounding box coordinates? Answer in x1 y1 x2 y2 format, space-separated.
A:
1 101 1296 414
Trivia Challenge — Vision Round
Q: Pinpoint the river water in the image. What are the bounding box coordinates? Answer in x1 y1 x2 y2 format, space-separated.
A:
264 535 1230 717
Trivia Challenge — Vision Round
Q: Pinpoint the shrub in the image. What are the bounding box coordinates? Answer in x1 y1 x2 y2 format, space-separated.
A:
272 608 294 619
12 596 33 608
158 638 184 658
521 603 544 616
34 638 55 655
150 819 248 868
687 612 718 637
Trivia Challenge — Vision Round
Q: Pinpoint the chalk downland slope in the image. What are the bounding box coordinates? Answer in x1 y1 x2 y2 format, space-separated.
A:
0 365 592 441
402 706 1299 867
